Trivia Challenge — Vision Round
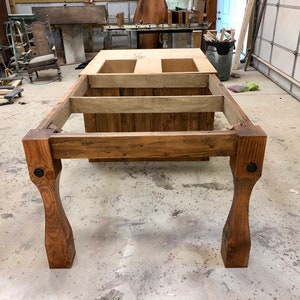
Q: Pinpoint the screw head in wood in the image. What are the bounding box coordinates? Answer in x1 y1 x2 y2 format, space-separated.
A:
247 163 257 173
34 168 44 178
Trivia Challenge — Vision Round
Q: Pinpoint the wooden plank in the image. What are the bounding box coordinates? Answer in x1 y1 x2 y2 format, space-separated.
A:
88 112 215 133
50 131 238 160
116 12 124 26
70 95 224 113
209 74 252 126
167 11 172 25
11 79 22 87
244 0 267 71
232 0 255 71
80 49 217 76
193 30 202 48
37 75 89 130
194 0 205 23
32 6 107 25
83 86 215 133
88 73 209 88
205 0 217 29
61 25 86 63
0 89 12 95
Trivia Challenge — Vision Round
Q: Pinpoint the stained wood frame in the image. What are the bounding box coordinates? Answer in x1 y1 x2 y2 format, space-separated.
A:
23 49 266 269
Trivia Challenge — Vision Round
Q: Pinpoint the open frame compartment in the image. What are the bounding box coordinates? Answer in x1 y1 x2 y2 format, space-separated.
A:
23 49 267 269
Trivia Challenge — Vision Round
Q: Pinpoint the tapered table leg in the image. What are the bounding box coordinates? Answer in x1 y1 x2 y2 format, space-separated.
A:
221 125 267 267
23 129 75 268
221 176 258 267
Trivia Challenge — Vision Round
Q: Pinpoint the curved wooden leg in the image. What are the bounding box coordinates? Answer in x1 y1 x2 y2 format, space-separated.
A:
221 176 258 267
221 125 267 267
23 129 75 268
36 172 75 268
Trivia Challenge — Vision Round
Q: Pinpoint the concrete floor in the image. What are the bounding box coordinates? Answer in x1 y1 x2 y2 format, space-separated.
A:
0 63 299 300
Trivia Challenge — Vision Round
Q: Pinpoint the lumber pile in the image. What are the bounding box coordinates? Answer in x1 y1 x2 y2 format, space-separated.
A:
204 28 235 42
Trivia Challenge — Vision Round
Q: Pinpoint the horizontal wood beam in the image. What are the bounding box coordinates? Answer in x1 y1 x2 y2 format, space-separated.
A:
88 74 209 88
208 74 252 126
32 6 107 25
38 75 89 130
70 95 224 113
50 131 238 160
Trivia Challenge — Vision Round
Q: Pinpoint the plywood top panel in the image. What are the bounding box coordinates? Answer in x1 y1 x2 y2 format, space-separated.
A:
80 49 217 75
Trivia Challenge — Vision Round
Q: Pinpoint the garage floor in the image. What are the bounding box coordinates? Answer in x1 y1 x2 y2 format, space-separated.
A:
0 62 299 300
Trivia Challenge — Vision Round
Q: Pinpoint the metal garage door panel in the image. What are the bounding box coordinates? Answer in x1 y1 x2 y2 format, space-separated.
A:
292 86 300 99
260 6 277 40
274 7 300 50
271 46 294 76
255 40 272 61
280 0 299 5
294 60 300 82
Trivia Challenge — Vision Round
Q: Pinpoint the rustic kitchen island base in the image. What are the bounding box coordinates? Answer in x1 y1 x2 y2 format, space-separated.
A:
23 49 266 268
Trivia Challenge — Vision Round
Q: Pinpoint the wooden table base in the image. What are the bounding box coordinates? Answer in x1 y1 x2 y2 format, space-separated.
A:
22 49 266 268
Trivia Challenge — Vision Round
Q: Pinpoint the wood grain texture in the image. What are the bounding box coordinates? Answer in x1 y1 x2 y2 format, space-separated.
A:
83 86 215 133
133 0 167 48
32 6 107 25
50 131 238 160
38 75 88 130
22 49 267 268
88 74 209 89
222 125 267 267
209 74 252 126
80 49 216 76
70 95 224 113
22 129 75 268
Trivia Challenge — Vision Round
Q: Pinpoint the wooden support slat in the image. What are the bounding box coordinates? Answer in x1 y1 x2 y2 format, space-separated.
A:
88 73 209 88
50 131 238 160
70 95 224 114
193 30 202 49
0 89 13 95
116 12 124 26
37 75 89 130
167 11 172 25
208 75 252 126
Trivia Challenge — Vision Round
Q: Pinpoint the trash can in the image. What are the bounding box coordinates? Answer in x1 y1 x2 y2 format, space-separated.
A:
205 40 235 81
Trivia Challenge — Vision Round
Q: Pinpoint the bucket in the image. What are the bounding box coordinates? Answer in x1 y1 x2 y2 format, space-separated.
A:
206 40 235 81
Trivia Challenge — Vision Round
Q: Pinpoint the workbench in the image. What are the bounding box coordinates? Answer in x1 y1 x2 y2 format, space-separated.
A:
103 22 211 49
23 48 266 269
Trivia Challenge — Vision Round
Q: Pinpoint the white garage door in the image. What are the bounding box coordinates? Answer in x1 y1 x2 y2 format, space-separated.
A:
253 0 300 100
